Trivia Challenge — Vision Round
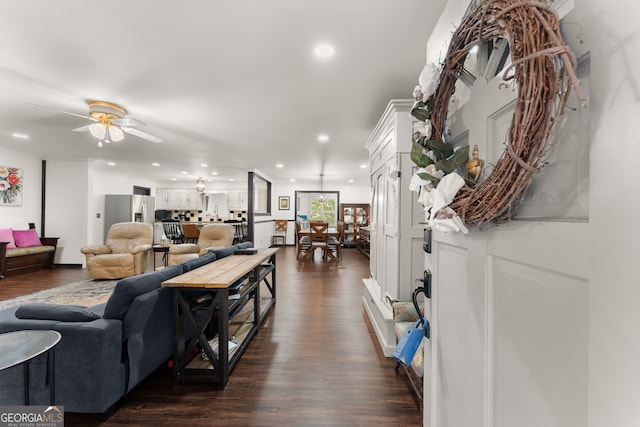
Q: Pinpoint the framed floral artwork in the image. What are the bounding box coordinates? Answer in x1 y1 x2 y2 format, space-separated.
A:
0 165 23 206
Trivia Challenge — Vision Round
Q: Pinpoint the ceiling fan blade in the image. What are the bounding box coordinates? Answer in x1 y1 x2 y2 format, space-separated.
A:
121 127 162 143
112 117 146 127
27 102 95 121
72 124 92 132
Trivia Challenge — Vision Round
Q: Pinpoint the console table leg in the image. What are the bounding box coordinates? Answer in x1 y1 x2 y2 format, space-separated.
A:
217 290 230 388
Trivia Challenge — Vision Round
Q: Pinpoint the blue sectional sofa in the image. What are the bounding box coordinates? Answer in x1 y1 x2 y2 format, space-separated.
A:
0 242 253 415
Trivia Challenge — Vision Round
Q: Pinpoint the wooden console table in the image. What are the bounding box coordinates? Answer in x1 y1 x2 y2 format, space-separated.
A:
162 247 278 388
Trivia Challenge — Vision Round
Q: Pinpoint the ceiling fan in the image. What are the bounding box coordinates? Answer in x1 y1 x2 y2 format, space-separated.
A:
32 100 162 147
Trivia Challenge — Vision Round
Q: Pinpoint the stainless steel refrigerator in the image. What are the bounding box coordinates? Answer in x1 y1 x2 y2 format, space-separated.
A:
104 194 155 236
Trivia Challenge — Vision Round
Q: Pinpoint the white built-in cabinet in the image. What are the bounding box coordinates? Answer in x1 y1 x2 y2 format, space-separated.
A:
156 189 203 210
362 100 425 357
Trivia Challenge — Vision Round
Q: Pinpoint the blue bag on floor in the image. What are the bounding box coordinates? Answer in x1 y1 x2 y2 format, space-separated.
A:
392 318 428 366
392 285 431 366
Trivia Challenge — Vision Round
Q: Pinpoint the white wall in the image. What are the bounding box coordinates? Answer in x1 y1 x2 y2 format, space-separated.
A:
45 159 90 265
585 0 640 425
0 147 42 229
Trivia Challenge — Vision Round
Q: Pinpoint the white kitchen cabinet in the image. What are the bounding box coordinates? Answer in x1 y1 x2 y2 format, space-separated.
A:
156 189 202 210
155 189 169 209
227 191 247 210
188 191 203 210
362 99 425 357
168 190 188 209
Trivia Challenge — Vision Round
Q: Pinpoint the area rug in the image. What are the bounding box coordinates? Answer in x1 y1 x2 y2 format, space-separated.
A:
0 279 118 311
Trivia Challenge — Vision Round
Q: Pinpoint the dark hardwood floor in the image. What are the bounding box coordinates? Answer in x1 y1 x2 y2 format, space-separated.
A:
1 247 422 426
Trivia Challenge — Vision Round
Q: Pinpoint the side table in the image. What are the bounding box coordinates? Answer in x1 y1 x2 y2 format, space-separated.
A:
152 245 171 270
0 330 61 405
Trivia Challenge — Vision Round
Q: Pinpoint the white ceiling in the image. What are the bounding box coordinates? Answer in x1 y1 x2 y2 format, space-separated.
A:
0 0 445 188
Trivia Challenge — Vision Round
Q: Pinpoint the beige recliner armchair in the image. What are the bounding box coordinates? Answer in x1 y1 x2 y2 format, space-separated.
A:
168 223 234 265
80 222 153 279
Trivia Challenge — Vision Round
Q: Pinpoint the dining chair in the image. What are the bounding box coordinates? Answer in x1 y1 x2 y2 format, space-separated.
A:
224 219 245 244
272 220 288 247
309 221 329 260
327 221 344 260
161 219 184 244
181 223 200 243
295 221 311 259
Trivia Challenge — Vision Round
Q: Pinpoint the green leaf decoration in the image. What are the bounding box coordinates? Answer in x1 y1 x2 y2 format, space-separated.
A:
425 139 454 159
412 133 429 149
417 172 441 186
411 105 431 122
411 141 434 167
435 145 470 173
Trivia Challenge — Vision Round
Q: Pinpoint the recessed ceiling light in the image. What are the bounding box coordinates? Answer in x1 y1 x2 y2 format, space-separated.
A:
12 133 29 139
181 171 189 175
360 164 367 168
290 178 296 182
348 179 354 183
107 162 116 166
318 134 329 143
229 178 234 182
201 163 208 167
152 162 160 167
314 45 335 58
171 178 177 181
211 171 218 176
276 163 284 168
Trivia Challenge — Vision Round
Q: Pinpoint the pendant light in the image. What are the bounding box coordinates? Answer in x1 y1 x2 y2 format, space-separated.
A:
195 177 205 194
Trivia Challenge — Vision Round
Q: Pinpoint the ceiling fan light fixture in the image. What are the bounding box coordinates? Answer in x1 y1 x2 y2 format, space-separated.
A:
89 123 106 140
109 126 124 142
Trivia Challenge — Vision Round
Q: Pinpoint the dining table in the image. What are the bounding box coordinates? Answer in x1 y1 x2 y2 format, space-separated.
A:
297 227 340 261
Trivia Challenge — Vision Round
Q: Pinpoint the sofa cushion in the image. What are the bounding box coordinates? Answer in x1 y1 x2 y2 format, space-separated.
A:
182 251 216 272
0 228 16 249
103 264 183 320
15 303 101 322
13 228 42 248
5 245 55 257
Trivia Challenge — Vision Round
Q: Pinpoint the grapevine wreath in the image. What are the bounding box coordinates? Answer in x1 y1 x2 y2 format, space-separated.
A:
410 0 586 231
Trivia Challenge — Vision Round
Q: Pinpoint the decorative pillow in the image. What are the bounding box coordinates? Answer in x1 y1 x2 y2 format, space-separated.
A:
0 228 16 249
15 303 101 322
13 229 42 248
